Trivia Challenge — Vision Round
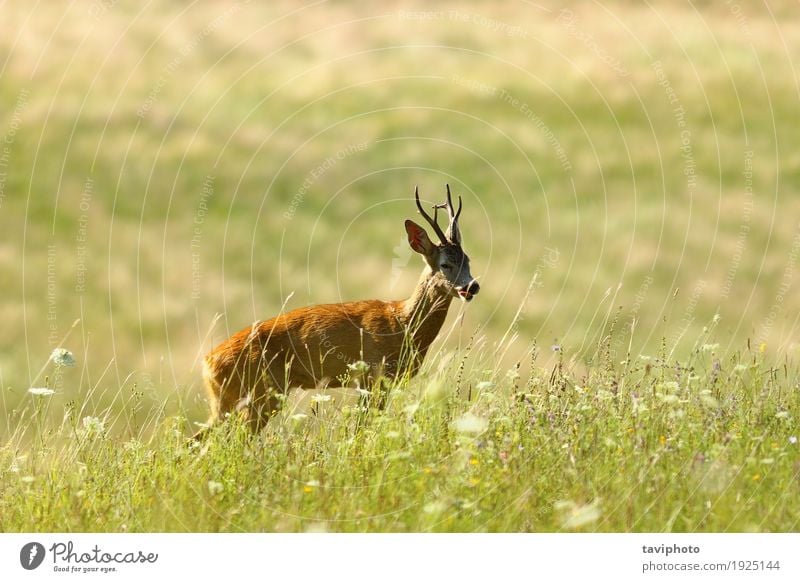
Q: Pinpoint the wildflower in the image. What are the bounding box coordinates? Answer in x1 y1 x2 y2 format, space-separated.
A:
452 412 488 435
759 343 767 354
775 411 791 420
658 435 666 446
551 344 561 352
310 394 332 404
712 313 721 323
385 430 400 439
752 474 761 481
354 387 370 397
733 364 748 373
475 381 493 391
28 387 55 397
347 360 370 375
289 413 308 422
701 343 719 353
660 394 680 405
555 500 602 529
638 355 651 361
123 439 143 453
51 348 76 367
789 436 797 445
81 416 106 437
207 481 224 495
423 500 447 514
20 476 35 484
469 458 479 466
303 479 320 493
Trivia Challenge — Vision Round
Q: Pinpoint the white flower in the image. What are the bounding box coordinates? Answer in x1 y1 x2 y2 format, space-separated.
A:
423 500 447 514
700 394 719 409
475 381 493 391
775 411 791 420
452 412 488 435
789 436 797 445
289 413 308 422
81 416 105 437
29 387 55 396
51 348 76 367
555 500 602 529
701 343 719 353
123 439 143 453
20 475 36 484
712 313 721 323
207 480 224 495
354 388 371 397
310 394 332 404
734 364 749 373
347 361 370 374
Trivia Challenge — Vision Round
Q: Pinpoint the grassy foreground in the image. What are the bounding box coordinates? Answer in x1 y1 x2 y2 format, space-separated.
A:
2 329 798 533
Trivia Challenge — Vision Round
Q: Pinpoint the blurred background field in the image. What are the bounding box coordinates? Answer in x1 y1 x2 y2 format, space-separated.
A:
2 0 800 430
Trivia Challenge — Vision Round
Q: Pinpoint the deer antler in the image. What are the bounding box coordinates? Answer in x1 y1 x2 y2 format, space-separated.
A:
415 186 449 244
444 184 462 245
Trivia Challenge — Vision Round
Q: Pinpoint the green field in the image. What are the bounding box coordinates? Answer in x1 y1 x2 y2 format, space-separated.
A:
1 1 799 532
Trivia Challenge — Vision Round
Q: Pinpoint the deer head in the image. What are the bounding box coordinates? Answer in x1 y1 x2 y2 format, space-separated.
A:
404 185 480 302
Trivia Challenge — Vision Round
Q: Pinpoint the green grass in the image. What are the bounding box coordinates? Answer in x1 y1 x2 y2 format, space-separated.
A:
2 1 800 532
2 324 798 532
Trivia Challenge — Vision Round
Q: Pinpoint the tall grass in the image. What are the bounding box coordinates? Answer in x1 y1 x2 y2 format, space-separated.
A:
2 320 798 532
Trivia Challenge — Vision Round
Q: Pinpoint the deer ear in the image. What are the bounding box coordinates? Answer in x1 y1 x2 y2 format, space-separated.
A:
405 220 435 256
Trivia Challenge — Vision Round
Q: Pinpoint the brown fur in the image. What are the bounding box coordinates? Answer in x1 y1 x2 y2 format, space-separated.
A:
196 187 478 437
197 268 454 435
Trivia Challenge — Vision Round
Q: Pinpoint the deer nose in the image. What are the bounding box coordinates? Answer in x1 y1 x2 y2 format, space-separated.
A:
458 280 480 301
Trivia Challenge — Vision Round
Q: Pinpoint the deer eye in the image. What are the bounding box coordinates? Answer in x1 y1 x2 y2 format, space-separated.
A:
441 263 452 270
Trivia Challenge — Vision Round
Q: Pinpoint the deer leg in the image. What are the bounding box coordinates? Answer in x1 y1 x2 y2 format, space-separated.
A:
241 382 281 433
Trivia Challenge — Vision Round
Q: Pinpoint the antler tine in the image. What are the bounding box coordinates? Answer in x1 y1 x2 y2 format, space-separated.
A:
414 186 448 244
445 184 462 222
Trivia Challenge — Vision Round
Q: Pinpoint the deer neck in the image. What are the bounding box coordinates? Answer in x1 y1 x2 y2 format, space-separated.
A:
399 266 453 353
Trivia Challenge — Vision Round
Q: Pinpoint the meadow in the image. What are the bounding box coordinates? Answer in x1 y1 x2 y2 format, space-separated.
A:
1 0 799 531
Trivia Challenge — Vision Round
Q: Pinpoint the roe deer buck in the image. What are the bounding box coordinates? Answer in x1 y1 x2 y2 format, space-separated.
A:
196 185 479 437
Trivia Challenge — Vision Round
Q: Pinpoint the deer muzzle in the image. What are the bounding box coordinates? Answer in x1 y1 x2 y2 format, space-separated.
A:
457 280 480 302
